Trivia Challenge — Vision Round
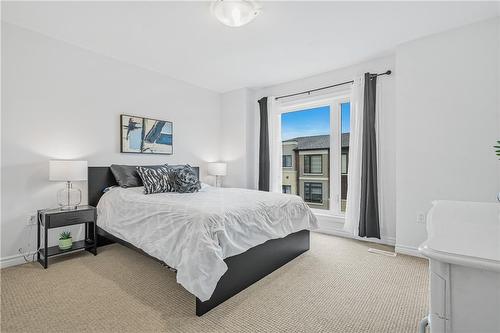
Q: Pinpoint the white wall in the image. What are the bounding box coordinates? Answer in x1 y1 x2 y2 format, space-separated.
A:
220 88 252 188
1 23 222 265
395 18 500 253
248 56 398 243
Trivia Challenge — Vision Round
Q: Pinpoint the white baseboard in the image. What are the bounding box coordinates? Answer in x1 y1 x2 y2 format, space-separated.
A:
315 226 396 247
318 227 424 259
395 244 425 258
0 251 36 269
1 232 421 268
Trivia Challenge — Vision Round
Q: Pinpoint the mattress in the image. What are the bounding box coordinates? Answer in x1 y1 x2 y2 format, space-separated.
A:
97 185 318 301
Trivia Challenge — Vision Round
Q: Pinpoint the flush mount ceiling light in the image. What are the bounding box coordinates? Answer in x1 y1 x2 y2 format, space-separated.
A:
211 0 261 27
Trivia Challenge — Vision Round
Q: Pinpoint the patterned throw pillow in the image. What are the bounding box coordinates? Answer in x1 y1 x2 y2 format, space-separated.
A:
136 165 174 194
169 164 201 193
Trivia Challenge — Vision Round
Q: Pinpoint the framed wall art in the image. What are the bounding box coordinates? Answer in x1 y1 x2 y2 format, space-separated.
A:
120 114 173 155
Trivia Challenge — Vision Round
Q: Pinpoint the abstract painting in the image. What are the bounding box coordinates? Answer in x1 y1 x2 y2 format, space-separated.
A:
121 115 173 155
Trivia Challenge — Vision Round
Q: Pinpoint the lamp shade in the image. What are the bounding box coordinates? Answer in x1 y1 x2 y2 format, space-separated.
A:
49 160 88 181
207 162 227 176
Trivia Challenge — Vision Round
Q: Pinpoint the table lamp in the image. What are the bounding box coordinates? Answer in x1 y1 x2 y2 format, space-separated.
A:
207 162 227 187
49 160 88 210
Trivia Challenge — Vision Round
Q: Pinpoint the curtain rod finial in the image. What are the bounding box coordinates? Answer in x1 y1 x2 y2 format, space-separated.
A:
386 70 392 75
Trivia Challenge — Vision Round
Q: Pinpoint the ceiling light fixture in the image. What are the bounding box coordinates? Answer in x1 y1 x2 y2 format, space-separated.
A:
211 0 261 27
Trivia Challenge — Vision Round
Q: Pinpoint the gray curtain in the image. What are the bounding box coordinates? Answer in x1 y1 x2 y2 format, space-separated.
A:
258 97 270 191
359 73 380 238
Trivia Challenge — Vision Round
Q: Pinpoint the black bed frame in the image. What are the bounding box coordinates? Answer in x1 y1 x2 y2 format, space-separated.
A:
88 166 310 316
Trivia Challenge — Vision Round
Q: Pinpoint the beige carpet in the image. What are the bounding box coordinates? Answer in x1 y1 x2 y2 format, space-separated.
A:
1 232 428 333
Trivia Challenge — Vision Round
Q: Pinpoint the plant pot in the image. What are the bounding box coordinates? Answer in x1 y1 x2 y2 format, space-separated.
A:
58 237 73 250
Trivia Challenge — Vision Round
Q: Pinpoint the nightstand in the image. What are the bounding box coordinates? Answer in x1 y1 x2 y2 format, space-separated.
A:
37 205 97 268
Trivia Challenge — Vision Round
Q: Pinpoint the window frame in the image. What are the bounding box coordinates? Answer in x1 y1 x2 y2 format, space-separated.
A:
303 154 322 174
282 155 293 168
278 91 350 218
282 185 292 194
304 182 323 204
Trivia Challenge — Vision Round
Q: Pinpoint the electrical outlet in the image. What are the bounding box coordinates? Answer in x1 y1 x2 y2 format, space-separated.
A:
416 213 426 224
27 215 36 226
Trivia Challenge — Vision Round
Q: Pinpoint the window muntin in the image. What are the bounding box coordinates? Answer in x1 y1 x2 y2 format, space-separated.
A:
304 155 322 174
304 182 322 203
282 155 292 168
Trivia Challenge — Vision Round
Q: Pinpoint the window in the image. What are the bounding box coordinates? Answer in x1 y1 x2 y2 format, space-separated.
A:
341 154 348 174
304 182 322 203
280 96 350 215
282 155 292 168
304 155 322 174
282 185 291 194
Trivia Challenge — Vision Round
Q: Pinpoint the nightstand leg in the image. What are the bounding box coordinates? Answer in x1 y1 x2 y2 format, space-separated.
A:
85 222 88 241
92 222 97 255
37 212 40 263
44 224 48 269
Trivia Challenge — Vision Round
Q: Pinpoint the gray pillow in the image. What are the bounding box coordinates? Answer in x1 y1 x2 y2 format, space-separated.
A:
169 164 201 193
136 165 174 194
110 164 165 188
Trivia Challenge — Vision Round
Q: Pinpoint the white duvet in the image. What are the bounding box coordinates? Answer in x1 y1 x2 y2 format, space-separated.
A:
97 185 318 301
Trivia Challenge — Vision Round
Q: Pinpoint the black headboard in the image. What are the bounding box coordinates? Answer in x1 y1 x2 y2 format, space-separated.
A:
88 166 200 207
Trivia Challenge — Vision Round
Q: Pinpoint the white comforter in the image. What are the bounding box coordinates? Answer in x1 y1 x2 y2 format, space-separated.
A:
97 185 318 301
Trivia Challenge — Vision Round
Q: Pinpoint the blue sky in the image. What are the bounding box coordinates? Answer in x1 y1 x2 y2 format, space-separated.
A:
281 103 350 141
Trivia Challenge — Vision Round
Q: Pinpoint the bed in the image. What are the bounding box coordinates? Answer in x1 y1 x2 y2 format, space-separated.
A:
88 166 317 316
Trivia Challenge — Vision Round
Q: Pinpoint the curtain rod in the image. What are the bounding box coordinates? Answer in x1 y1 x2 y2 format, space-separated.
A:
275 70 392 101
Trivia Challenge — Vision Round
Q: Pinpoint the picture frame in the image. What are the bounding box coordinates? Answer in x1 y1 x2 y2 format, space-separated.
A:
120 114 173 155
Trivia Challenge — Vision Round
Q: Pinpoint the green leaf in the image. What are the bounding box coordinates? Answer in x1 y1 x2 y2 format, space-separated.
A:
59 230 71 240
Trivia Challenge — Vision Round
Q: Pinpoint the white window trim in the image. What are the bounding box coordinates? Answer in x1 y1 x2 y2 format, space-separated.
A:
300 177 328 181
277 90 350 220
298 150 328 155
330 96 349 217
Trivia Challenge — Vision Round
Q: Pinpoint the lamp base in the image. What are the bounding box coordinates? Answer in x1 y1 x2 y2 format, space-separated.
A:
215 175 224 187
59 205 79 211
57 182 82 209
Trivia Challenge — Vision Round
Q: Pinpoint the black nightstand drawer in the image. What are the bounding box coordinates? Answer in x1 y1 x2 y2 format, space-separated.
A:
47 210 95 228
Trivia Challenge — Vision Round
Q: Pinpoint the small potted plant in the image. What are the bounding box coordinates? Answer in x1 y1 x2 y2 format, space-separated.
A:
58 231 73 250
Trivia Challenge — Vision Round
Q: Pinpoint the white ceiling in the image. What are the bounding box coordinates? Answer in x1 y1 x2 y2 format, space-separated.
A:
2 1 498 92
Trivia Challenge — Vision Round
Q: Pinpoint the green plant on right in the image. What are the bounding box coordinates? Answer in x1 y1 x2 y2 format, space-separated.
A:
59 231 71 240
495 141 500 159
